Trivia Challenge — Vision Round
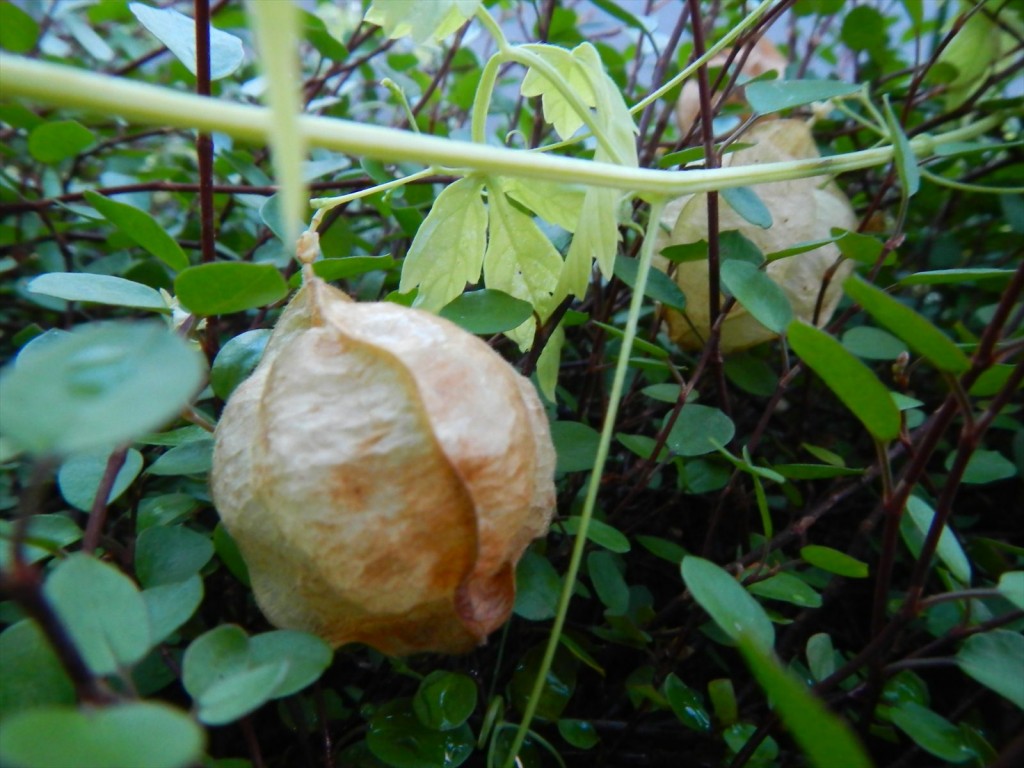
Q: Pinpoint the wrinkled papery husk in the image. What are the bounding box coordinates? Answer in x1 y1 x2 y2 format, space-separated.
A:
211 275 556 656
657 120 857 352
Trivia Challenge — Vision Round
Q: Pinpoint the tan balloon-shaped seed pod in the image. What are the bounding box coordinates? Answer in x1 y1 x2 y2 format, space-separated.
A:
211 241 556 656
656 119 857 352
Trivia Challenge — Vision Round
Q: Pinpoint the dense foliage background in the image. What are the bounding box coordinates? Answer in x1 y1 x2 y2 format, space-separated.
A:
0 1 1021 767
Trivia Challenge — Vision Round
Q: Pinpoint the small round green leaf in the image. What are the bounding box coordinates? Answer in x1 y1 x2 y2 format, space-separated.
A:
800 545 869 578
551 421 601 473
129 2 244 79
587 550 630 615
559 516 630 553
367 698 474 768
721 187 772 228
509 644 577 722
197 662 288 726
721 260 792 333
0 1 40 53
57 448 144 512
439 289 534 334
28 120 95 163
210 329 271 400
889 701 978 763
557 718 600 749
746 572 823 608
175 262 288 316
249 630 333 698
413 671 478 731
28 273 167 311
0 702 204 768
143 576 204 644
182 625 250 700
513 548 561 621
681 556 775 650
663 674 711 733
0 514 82 569
44 553 152 675
147 439 214 477
667 404 735 457
136 525 214 588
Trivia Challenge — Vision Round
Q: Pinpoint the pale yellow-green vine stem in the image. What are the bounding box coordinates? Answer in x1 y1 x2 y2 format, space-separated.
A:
919 168 1024 195
309 167 438 225
0 55 1006 199
499 197 669 768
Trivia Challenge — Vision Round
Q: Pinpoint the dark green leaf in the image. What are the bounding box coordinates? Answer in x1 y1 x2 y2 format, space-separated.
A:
143 576 204 644
666 404 735 457
787 320 901 442
28 273 167 311
83 191 189 273
559 516 630 553
514 548 561 621
0 514 82 568
0 703 204 768
841 6 888 52
413 671 477 731
213 523 250 587
721 187 772 228
197 662 288 726
708 679 738 726
136 525 214 588
720 260 793 333
890 702 977 763
720 230 764 265
509 644 577 722
950 448 1017 485
806 633 836 682
367 698 474 768
747 572 823 608
147 439 214 476
956 630 1024 709
130 1 244 79
175 262 288 315
0 620 75 718
210 329 271 400
57 448 143 512
557 718 599 748
904 496 971 584
615 255 687 311
681 556 775 650
898 268 1014 286
439 289 534 334
44 554 152 675
663 674 711 732
746 79 860 113
587 550 629 615
724 354 778 397
182 624 250 700
287 256 397 287
843 275 968 373
28 120 95 163
660 241 707 263
800 545 869 578
841 326 908 361
636 535 686 564
551 421 601 473
738 634 873 768
997 571 1023 611
249 630 333 698
834 230 889 266
0 1 40 53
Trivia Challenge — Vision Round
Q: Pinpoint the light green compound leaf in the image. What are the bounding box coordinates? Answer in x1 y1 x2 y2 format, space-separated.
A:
903 496 971 585
28 273 168 312
535 322 564 402
721 260 793 333
401 176 487 312
721 187 772 229
520 43 597 140
843 275 969 373
44 553 152 675
997 571 1024 611
83 190 189 272
58 447 144 512
0 1 40 54
28 120 95 163
745 79 860 114
130 1 244 79
175 262 288 315
0 322 205 457
737 635 873 768
881 95 920 198
890 702 977 763
800 545 869 578
210 329 271 400
614 254 686 311
787 320 901 442
439 289 533 335
747 572 822 608
574 42 637 168
143 575 204 644
413 671 477 731
0 702 205 768
0 620 75 719
365 0 480 44
502 176 584 232
666 404 735 457
681 556 775 650
136 525 214 588
483 180 563 334
560 185 621 297
956 630 1024 710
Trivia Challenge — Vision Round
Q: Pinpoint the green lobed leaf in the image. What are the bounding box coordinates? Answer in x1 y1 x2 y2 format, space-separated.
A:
0 1 40 53
175 262 288 315
143 575 204 644
413 671 477 731
28 273 167 311
400 176 488 312
843 275 969 373
889 702 977 763
364 0 480 44
737 634 873 768
720 260 793 333
560 516 630 553
663 674 711 733
513 548 561 621
0 702 204 768
439 289 534 335
520 43 597 141
955 630 1024 710
57 447 143 513
28 120 95 163
210 329 271 400
747 572 823 608
721 187 773 229
614 254 686 311
44 553 152 675
800 546 869 578
745 79 860 114
129 1 244 79
666 404 736 457
83 191 189 272
681 556 775 650
787 320 901 442
0 620 75 719
135 525 215 588
587 550 630 615
551 421 601 473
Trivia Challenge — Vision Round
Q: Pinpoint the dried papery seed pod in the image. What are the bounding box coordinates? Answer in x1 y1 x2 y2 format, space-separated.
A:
211 260 556 656
656 120 857 352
